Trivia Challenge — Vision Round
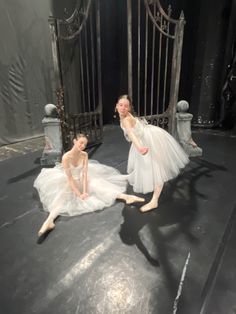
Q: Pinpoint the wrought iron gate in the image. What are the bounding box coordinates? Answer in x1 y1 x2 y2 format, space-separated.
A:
49 0 102 150
127 0 185 134
48 0 185 148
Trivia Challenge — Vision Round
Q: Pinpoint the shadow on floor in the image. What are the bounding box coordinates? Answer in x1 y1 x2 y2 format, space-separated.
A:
119 157 227 302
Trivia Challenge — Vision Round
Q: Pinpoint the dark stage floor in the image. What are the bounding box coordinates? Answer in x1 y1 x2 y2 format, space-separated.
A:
1 126 236 314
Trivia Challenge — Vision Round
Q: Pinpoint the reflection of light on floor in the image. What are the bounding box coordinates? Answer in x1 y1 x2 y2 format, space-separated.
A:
45 235 115 302
61 240 112 288
173 252 191 314
94 264 141 313
105 276 134 310
32 233 117 313
33 224 154 313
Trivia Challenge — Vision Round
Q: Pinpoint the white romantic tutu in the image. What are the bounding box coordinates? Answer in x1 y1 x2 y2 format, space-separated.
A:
34 160 127 216
122 118 189 194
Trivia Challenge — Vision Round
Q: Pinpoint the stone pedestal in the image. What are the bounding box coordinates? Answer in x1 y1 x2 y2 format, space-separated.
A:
40 117 63 165
176 100 203 157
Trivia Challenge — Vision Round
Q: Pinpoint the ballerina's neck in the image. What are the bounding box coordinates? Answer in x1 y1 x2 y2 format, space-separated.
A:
120 115 137 129
69 148 83 161
68 152 83 168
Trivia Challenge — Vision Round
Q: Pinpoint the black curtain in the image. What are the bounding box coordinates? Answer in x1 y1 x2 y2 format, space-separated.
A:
0 0 54 146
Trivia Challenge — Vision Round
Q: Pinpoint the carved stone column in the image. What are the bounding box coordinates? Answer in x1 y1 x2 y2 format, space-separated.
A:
176 100 203 157
40 104 63 165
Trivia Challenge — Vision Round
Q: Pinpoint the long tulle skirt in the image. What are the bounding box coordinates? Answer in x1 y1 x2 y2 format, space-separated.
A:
34 160 127 216
127 125 189 193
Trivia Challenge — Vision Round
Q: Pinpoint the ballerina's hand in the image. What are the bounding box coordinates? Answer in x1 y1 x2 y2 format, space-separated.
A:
138 147 149 155
80 193 89 200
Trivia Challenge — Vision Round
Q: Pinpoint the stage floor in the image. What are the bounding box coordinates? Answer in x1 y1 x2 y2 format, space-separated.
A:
0 126 236 314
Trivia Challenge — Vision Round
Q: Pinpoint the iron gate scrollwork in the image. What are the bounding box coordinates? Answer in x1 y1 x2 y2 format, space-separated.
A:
49 0 102 150
49 0 184 148
127 0 185 135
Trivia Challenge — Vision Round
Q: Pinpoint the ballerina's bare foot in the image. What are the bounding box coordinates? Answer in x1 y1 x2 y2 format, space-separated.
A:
38 221 55 237
126 195 145 204
140 200 158 212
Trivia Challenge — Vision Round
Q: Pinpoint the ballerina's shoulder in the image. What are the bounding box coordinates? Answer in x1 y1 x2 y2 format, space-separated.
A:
122 115 136 129
62 150 88 168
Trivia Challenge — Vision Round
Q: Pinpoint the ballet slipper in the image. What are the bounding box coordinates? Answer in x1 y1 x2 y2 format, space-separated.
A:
188 138 198 148
140 200 158 212
38 221 55 237
125 195 145 204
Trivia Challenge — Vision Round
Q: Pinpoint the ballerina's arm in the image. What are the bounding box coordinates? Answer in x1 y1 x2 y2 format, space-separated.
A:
122 118 149 155
62 155 82 198
81 152 89 199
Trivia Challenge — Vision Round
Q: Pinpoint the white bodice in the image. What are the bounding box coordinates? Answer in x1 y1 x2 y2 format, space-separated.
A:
121 118 148 142
55 162 83 180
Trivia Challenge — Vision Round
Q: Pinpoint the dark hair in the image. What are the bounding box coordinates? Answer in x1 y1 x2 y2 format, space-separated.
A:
74 133 88 140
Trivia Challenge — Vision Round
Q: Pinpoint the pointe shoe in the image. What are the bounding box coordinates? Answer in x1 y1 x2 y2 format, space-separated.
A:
140 200 158 212
125 196 145 205
38 221 55 237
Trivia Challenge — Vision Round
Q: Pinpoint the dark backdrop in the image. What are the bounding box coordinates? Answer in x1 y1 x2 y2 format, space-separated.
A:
0 0 54 146
1 0 236 146
96 0 235 126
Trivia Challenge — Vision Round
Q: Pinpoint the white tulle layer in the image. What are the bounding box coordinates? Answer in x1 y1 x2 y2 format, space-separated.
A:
124 119 189 194
34 160 127 216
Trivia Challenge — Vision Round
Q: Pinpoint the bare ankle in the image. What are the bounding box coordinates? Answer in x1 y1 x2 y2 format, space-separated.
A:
140 200 158 212
38 220 55 236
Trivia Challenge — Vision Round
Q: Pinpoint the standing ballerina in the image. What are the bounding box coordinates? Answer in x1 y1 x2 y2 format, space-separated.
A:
115 95 189 212
34 133 144 237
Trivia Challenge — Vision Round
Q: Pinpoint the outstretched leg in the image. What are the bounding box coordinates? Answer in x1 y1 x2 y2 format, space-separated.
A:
38 193 65 237
38 208 60 237
140 184 163 212
117 193 145 205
